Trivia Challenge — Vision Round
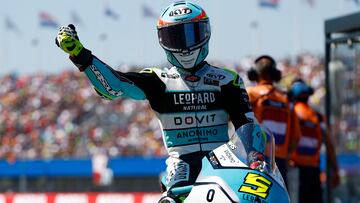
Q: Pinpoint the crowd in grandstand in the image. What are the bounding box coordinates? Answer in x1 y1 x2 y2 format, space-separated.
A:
0 70 165 160
0 53 358 160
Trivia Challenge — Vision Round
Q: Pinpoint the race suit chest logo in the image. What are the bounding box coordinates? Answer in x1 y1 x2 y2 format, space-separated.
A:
173 92 216 111
185 75 200 82
204 73 226 86
175 128 218 142
184 75 201 87
169 7 192 17
206 73 226 80
204 77 219 86
174 113 216 126
90 65 123 97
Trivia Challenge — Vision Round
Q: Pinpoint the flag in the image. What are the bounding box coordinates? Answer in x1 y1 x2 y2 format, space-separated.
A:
71 10 83 25
5 17 20 33
104 6 120 20
31 38 39 46
250 21 259 29
258 0 280 8
142 4 158 19
39 12 59 28
346 0 360 5
99 33 108 41
303 0 315 7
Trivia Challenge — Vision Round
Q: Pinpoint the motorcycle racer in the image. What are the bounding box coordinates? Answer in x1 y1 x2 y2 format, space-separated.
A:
56 1 262 200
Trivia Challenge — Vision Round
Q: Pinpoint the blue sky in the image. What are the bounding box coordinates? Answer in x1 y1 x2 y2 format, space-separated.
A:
0 0 359 75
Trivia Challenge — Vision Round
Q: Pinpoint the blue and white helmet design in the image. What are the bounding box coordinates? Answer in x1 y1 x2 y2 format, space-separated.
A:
157 1 211 69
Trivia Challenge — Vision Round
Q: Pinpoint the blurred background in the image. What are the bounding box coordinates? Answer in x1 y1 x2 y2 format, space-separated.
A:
0 0 359 203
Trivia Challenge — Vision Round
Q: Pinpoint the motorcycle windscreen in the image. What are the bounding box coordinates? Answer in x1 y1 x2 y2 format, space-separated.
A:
229 123 275 173
158 20 210 51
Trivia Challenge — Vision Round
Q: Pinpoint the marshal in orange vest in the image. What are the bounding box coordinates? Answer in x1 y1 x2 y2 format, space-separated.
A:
291 102 323 167
247 83 301 159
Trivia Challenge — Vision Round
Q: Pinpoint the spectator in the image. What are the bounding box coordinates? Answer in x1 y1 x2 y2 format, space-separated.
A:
289 79 340 203
0 71 165 160
245 55 301 185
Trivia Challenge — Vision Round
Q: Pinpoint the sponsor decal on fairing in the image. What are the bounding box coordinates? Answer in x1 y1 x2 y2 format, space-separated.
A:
212 144 246 167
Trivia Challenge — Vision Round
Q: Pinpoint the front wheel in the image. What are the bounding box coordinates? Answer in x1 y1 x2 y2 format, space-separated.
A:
159 195 189 203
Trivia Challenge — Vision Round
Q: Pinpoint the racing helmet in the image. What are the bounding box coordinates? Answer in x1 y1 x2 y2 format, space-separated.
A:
290 79 314 102
157 1 211 69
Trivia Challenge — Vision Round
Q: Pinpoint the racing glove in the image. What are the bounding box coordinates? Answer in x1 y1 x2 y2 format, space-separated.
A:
55 24 83 57
248 151 267 173
55 24 93 71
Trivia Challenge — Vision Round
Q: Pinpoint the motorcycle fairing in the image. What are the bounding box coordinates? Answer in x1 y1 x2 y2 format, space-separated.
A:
187 155 290 203
184 176 239 203
208 142 287 189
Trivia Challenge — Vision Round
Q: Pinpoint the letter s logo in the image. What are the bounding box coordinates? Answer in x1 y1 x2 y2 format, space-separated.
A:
239 173 272 199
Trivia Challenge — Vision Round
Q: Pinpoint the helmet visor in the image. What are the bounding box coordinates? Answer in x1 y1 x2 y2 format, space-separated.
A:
158 20 210 52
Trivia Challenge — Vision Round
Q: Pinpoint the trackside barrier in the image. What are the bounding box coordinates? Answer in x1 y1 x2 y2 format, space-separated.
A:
0 193 161 203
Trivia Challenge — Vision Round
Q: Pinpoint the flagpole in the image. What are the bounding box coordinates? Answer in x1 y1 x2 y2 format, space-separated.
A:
142 13 147 67
140 3 156 67
100 0 113 64
1 27 4 73
30 38 39 73
250 2 256 56
1 25 7 74
39 33 44 72
252 1 261 56
101 1 105 60
250 23 259 56
2 20 8 74
292 0 301 57
38 39 43 73
338 0 344 14
100 0 107 61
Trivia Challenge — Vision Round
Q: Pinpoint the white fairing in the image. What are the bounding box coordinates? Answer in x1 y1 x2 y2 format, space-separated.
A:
212 144 247 167
179 124 290 203
184 185 233 203
214 143 286 189
184 176 240 203
172 49 200 69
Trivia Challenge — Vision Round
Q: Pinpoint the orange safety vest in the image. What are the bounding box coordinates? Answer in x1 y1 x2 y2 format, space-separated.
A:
292 102 322 167
247 83 295 159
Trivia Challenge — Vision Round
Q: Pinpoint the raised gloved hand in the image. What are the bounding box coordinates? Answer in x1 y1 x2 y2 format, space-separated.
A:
248 151 267 173
55 24 83 57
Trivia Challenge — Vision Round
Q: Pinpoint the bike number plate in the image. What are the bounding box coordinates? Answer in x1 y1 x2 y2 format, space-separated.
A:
184 184 235 203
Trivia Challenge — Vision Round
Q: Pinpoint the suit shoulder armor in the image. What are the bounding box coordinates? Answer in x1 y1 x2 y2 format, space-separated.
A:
222 68 239 78
206 65 244 88
139 67 161 74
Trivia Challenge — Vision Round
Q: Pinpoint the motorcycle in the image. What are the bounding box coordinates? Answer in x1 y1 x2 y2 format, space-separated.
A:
161 123 290 203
